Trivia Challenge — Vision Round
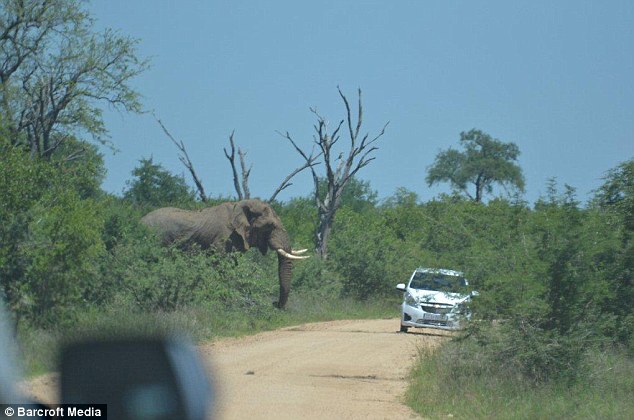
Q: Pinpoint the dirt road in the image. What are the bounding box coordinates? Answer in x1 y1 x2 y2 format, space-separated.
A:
23 318 449 419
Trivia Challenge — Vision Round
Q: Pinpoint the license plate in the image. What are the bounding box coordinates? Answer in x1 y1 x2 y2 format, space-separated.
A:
422 313 447 321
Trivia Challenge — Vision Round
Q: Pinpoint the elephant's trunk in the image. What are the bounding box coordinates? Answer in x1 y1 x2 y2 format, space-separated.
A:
269 228 293 309
269 227 309 309
276 253 293 309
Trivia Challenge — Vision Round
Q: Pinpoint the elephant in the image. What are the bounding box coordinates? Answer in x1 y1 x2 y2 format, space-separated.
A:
140 199 308 309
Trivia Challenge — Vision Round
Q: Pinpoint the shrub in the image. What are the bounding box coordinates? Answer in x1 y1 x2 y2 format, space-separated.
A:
106 238 274 312
329 207 418 299
0 147 106 327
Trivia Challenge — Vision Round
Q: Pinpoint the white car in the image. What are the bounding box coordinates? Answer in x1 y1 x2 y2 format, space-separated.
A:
396 268 476 332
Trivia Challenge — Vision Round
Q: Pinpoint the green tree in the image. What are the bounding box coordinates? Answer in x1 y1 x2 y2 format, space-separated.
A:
49 138 106 198
532 182 588 335
24 187 104 324
123 157 196 209
329 208 398 299
0 144 105 325
594 159 634 233
382 189 428 243
329 207 419 300
0 0 148 159
274 197 317 251
592 159 634 346
382 187 419 208
426 129 525 202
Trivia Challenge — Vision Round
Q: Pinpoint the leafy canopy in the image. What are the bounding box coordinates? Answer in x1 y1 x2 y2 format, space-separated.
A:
0 0 148 159
426 129 525 202
123 157 196 209
594 159 634 231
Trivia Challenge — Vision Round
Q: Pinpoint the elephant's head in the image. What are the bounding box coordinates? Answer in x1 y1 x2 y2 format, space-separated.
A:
229 199 309 308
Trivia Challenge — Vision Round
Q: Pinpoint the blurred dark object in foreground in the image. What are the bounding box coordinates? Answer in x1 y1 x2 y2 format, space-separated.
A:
61 336 213 420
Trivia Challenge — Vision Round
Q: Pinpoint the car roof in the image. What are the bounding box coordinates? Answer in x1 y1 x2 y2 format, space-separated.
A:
414 267 464 277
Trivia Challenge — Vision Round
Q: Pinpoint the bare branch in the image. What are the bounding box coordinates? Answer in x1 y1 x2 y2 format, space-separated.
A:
154 113 208 202
337 86 356 148
363 121 389 149
269 152 320 203
277 130 323 208
345 121 389 183
223 130 244 200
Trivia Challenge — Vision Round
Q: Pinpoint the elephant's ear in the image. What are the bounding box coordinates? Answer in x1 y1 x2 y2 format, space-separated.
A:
230 203 251 251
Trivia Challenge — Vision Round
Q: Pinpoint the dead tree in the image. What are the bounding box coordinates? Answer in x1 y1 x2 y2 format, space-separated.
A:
224 131 252 200
280 88 388 259
156 115 320 204
154 114 208 202
225 131 320 202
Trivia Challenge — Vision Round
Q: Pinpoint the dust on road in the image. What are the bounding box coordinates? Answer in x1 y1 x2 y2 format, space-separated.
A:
23 318 450 420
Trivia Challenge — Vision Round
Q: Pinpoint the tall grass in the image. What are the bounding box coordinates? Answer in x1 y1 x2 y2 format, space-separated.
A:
406 340 634 419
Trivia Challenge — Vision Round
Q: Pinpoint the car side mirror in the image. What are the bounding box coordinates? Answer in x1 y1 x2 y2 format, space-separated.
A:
396 283 406 292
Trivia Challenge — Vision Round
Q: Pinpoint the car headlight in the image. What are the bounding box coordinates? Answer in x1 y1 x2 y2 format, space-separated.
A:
405 293 418 307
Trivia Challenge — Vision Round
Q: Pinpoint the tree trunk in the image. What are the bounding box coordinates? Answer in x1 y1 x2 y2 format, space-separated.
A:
315 208 335 259
474 173 483 202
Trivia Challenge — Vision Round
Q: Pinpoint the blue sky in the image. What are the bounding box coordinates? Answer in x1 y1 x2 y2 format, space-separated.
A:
91 1 634 205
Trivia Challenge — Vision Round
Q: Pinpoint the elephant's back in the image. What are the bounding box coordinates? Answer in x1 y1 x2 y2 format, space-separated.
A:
141 204 236 249
141 207 190 225
141 207 198 243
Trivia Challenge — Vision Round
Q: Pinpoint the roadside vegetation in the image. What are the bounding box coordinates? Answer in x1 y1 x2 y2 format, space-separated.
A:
0 1 632 417
405 162 634 419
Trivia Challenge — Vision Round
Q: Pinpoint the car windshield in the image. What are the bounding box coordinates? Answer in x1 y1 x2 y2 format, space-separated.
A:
409 271 467 293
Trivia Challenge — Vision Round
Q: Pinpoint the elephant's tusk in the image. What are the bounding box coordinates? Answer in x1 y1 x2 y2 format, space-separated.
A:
291 248 308 255
277 249 310 260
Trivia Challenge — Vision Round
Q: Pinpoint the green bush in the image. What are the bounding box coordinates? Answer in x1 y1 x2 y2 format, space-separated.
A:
592 160 634 348
291 254 342 298
106 237 274 311
22 190 105 325
0 146 106 327
329 207 419 299
274 196 318 251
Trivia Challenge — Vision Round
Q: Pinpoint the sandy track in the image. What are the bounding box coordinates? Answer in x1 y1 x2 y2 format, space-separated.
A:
23 318 449 419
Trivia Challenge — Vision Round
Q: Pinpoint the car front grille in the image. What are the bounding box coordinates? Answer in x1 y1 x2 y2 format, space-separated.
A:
420 303 453 315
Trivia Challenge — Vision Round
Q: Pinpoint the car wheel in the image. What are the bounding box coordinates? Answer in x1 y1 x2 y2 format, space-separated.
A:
400 325 409 333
